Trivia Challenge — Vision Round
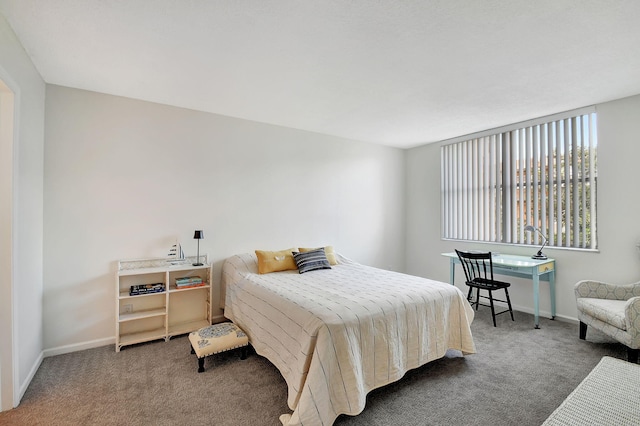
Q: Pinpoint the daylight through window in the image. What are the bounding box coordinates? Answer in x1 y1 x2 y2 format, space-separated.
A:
441 108 597 250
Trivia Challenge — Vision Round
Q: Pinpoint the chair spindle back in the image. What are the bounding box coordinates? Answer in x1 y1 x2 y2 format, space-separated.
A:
455 250 494 283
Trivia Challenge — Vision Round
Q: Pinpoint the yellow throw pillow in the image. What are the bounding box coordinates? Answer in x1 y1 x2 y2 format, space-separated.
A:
299 246 338 265
255 248 298 274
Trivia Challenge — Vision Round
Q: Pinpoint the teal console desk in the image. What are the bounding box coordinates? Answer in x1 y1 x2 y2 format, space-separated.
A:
442 252 556 329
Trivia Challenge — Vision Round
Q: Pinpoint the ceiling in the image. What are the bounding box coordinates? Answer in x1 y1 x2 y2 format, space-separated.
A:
1 1 640 149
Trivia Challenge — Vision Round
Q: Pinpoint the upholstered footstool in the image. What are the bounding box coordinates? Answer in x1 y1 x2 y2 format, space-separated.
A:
188 322 249 373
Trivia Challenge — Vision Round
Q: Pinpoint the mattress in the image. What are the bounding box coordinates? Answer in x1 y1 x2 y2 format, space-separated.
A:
222 253 476 425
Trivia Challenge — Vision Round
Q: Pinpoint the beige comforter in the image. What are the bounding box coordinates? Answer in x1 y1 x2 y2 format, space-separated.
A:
222 253 476 425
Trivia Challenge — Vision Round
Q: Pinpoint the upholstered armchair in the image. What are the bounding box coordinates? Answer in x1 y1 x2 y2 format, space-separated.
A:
575 280 640 363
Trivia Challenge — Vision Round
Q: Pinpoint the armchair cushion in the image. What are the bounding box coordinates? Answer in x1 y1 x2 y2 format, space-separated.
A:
577 298 627 330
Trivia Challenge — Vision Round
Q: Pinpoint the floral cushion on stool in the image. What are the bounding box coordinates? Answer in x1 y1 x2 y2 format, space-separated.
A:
188 322 249 372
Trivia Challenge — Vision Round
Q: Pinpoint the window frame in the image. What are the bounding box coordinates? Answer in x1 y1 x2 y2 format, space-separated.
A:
440 106 598 252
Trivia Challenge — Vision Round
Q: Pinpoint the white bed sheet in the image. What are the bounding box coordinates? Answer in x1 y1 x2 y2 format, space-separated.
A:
222 253 476 425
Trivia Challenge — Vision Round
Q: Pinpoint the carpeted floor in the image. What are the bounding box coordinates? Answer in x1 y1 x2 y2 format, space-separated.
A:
0 308 630 426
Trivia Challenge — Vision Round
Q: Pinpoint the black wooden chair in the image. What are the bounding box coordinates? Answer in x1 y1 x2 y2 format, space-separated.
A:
455 249 515 327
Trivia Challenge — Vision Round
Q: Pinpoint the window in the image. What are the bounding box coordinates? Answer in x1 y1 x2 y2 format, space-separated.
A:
441 108 597 250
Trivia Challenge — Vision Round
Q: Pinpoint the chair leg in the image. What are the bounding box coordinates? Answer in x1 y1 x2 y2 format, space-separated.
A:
467 286 473 303
504 288 514 321
488 290 497 327
475 288 480 311
628 348 639 364
579 321 587 340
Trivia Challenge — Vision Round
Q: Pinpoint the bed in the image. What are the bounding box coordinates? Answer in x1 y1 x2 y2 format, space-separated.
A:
222 252 476 425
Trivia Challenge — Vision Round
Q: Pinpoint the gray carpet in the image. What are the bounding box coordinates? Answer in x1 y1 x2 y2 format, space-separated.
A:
0 309 629 426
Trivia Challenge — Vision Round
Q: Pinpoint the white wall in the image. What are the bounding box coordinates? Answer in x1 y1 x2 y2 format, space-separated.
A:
41 87 640 351
43 85 406 352
405 94 640 322
0 14 45 409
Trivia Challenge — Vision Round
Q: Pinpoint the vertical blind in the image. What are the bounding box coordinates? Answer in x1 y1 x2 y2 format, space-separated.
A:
441 108 597 250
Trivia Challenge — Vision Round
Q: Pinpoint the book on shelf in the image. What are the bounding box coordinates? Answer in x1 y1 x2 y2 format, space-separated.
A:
174 282 206 289
129 283 165 296
130 288 165 296
176 277 204 287
176 276 202 284
175 276 202 285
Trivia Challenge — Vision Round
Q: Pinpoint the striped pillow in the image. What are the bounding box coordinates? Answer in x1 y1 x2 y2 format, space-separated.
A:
293 248 332 274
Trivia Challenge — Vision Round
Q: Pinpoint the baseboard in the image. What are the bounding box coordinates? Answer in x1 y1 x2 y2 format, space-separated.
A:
43 336 115 358
212 314 226 323
480 300 579 324
549 314 579 324
42 320 230 358
510 303 578 324
16 351 43 407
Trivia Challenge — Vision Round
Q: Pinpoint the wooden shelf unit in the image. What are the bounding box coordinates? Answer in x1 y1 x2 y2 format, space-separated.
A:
116 254 213 352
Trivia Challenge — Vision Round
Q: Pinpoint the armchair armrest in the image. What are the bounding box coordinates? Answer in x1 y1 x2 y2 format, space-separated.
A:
625 296 640 347
575 280 640 301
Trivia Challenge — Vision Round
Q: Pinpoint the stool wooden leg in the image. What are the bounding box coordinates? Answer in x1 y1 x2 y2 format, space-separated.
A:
191 346 195 355
197 357 205 373
240 346 247 360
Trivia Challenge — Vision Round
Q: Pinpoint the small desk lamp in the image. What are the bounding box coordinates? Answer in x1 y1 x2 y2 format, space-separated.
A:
524 225 548 260
193 230 204 266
